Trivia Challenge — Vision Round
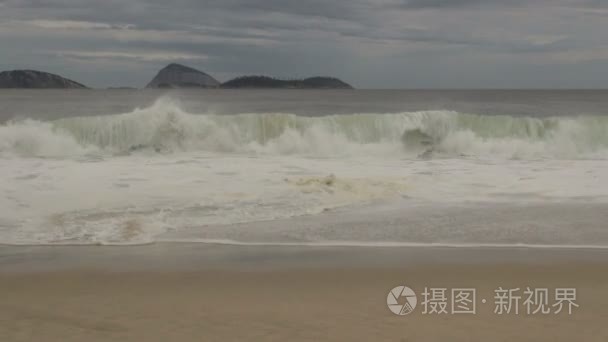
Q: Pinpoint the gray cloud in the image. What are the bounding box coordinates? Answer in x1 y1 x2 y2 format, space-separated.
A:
0 0 607 88
396 0 529 9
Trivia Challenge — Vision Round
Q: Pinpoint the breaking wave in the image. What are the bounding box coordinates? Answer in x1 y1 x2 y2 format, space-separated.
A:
1 97 608 159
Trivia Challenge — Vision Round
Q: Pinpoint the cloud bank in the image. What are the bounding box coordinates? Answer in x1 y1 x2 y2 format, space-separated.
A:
1 0 607 88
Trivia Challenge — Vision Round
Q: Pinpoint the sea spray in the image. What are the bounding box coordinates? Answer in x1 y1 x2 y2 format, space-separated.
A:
2 97 608 159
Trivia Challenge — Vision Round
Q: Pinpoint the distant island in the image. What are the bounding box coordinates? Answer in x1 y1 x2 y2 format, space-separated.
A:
0 70 87 89
221 76 353 89
146 63 220 89
145 64 353 89
0 63 353 89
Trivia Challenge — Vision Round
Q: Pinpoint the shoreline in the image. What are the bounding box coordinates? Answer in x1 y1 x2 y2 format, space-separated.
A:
5 240 608 248
2 243 608 273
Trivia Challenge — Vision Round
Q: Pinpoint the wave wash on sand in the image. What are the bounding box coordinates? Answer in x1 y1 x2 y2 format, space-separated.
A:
1 96 608 246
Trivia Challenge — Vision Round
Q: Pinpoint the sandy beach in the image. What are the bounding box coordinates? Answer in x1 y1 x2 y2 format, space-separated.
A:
1 244 607 341
3 0 608 339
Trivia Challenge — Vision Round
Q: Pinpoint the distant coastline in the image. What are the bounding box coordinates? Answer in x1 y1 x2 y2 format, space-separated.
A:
0 63 354 89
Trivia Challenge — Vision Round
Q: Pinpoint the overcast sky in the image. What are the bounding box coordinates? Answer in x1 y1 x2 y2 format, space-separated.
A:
1 0 608 88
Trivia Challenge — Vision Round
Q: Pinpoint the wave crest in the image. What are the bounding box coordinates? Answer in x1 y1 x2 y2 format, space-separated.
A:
2 97 608 159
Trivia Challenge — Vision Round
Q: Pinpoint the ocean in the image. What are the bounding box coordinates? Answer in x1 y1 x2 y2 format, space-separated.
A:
1 89 607 246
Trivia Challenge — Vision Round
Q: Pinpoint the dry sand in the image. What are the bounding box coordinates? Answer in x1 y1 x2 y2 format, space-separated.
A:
1 245 607 341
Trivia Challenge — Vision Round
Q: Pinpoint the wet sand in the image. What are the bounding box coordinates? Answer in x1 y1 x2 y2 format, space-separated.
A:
1 244 608 341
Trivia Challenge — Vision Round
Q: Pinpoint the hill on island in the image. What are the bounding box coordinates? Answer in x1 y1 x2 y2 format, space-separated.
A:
146 63 220 88
221 76 353 89
145 64 353 89
0 64 354 89
0 70 87 89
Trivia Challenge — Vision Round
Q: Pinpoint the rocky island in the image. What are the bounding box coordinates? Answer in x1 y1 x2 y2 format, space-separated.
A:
0 70 87 89
220 76 353 89
0 64 354 89
146 64 353 89
146 63 220 88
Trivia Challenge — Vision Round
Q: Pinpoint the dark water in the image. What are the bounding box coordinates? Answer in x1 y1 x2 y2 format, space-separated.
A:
1 89 608 123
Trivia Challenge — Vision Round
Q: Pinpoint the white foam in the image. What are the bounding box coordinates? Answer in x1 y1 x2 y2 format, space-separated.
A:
0 119 95 158
2 153 608 245
2 96 608 159
156 239 608 250
2 97 608 245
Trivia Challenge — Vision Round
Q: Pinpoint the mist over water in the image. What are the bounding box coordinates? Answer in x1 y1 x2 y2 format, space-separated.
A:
1 90 608 246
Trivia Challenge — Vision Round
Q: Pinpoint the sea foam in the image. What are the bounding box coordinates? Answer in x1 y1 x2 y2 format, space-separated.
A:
1 97 607 159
